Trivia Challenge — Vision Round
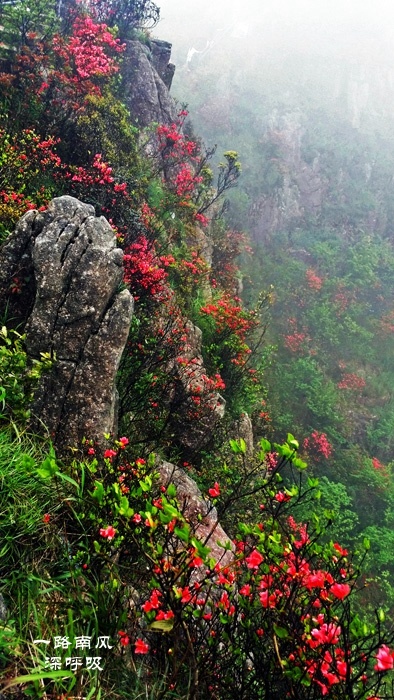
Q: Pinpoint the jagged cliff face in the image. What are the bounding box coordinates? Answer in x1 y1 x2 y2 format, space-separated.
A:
122 38 177 127
157 4 394 244
248 111 326 242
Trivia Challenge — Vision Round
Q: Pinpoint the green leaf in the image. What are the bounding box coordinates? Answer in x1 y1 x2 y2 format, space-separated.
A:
3 671 74 690
273 624 289 639
166 483 177 498
286 433 299 450
259 438 271 453
174 525 191 543
139 475 152 492
36 468 52 479
149 619 174 632
91 481 105 504
229 438 246 454
55 472 79 490
37 452 58 479
293 457 307 470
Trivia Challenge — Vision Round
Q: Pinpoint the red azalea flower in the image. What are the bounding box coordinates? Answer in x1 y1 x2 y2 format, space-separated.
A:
134 638 149 654
375 645 394 671
330 582 351 599
274 491 291 502
239 584 252 596
333 542 348 557
42 513 51 524
103 448 117 460
245 549 264 569
208 482 221 498
118 436 129 448
99 525 116 540
118 630 130 646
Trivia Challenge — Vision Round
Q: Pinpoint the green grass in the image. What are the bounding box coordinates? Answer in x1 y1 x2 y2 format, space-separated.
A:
0 429 54 575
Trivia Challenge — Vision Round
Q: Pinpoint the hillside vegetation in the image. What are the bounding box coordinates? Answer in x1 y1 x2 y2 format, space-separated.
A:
0 1 394 699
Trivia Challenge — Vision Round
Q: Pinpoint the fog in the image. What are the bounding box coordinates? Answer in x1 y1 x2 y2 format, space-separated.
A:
156 0 394 66
152 0 394 148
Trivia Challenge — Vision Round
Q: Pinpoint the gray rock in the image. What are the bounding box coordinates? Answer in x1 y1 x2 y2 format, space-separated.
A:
3 196 134 454
168 321 225 452
232 412 254 455
122 40 178 127
0 592 7 621
150 39 176 89
158 460 234 570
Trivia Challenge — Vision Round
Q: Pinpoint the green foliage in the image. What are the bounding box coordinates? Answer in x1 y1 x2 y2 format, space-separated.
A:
2 0 394 694
0 0 58 50
2 432 393 699
0 326 54 425
89 0 160 38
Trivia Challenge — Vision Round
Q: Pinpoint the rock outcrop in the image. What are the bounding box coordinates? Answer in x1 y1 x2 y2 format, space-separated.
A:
150 39 176 90
250 111 326 242
158 460 234 569
122 40 178 127
0 196 133 454
168 320 226 454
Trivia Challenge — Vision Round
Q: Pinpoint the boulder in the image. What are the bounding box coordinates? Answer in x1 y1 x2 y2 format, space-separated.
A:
0 196 134 454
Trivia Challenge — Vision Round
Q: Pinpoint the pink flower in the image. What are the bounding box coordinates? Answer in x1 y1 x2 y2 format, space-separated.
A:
374 645 394 671
245 549 264 569
103 448 117 460
208 482 221 498
99 525 116 540
132 513 142 523
304 571 326 590
311 622 341 646
330 583 351 600
239 584 251 596
118 436 129 448
134 638 149 654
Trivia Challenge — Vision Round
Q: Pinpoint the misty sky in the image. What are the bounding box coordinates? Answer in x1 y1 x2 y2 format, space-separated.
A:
157 0 394 63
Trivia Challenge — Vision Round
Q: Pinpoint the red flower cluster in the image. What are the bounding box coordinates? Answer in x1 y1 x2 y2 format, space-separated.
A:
123 236 169 300
53 16 125 86
99 525 116 540
283 318 309 353
337 372 366 390
305 268 323 291
303 431 333 459
200 296 258 342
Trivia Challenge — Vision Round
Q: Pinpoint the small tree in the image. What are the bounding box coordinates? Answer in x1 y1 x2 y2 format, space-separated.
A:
88 0 160 38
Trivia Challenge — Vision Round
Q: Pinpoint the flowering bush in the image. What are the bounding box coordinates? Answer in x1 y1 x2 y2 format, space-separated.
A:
337 372 366 391
303 431 333 460
96 435 393 700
